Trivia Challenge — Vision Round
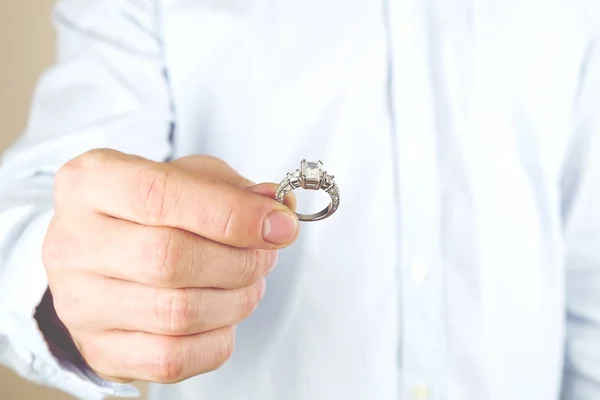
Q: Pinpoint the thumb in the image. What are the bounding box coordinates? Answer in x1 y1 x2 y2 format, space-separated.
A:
170 155 297 211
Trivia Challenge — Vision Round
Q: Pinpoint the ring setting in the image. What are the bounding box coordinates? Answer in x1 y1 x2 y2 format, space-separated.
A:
275 160 340 222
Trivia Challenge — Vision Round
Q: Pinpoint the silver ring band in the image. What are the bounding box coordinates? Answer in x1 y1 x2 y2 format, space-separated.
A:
275 160 340 222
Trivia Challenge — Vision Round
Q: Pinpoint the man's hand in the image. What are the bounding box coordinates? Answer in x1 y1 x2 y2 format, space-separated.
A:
41 149 299 384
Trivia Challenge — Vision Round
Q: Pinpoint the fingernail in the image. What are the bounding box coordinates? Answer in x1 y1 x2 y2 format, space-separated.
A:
263 210 298 245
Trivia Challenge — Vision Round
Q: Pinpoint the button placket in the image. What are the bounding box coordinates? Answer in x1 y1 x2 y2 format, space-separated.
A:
386 0 446 398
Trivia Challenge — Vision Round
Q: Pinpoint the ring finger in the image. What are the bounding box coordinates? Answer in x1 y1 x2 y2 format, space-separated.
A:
51 272 266 336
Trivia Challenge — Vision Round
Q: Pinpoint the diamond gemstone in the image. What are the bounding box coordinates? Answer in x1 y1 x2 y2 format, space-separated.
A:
303 161 321 180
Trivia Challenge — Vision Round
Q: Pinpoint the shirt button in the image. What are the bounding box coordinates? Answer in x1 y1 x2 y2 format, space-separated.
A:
411 260 429 283
411 384 430 400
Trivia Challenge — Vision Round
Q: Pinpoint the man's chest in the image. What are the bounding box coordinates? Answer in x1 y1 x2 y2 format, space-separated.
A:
160 0 590 185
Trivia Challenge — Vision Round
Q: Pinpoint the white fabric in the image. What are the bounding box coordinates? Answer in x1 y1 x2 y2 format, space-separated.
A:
1 1 600 399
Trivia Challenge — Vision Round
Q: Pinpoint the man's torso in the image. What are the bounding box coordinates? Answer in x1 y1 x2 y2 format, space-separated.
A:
148 1 597 398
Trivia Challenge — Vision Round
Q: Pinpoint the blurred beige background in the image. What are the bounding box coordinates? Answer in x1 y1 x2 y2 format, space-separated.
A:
0 1 146 399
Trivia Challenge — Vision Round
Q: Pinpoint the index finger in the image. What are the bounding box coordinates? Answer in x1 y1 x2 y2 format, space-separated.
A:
57 149 299 249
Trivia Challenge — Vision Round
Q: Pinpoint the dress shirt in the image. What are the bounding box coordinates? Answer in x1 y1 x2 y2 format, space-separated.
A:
1 1 600 399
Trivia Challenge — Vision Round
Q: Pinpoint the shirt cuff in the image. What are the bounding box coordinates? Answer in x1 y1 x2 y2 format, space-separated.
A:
0 209 139 400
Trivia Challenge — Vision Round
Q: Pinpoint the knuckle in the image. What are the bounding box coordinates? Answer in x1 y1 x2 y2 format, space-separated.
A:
237 249 268 285
155 289 192 334
146 229 182 285
150 337 185 383
201 154 228 166
135 168 172 223
237 286 261 318
54 161 84 204
55 149 115 205
205 200 242 242
58 149 110 177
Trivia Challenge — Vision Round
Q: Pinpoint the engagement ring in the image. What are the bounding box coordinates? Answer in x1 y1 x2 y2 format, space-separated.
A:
275 160 340 222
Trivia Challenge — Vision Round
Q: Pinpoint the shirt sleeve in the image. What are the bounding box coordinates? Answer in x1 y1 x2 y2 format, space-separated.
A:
560 24 600 400
0 0 173 398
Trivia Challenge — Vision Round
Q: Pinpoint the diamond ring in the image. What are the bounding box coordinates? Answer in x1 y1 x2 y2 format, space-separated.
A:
275 160 340 222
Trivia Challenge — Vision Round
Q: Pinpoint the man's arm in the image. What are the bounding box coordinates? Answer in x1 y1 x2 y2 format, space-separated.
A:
561 24 600 399
0 1 172 398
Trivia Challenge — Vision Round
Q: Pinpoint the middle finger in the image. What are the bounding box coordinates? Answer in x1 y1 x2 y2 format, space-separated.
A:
51 213 278 289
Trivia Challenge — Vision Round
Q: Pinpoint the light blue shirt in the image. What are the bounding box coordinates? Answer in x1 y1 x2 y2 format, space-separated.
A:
0 1 599 399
